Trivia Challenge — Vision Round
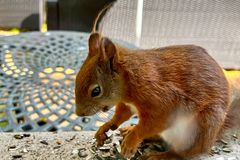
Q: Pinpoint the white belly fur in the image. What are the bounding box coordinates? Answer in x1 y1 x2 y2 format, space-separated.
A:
160 112 198 152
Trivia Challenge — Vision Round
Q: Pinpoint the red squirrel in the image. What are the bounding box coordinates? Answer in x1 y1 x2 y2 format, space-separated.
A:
75 32 240 159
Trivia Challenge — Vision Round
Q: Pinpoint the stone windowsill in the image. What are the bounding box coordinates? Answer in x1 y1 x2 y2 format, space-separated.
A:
0 130 240 160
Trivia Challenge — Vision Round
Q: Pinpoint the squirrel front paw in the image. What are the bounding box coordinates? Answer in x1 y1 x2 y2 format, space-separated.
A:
119 125 135 138
121 127 141 158
95 121 118 147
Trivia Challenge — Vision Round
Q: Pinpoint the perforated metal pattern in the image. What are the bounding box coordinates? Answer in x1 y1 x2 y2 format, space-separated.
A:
0 31 128 132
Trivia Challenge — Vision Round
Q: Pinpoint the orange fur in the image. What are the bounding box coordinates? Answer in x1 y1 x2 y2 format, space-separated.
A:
74 32 239 159
223 76 240 130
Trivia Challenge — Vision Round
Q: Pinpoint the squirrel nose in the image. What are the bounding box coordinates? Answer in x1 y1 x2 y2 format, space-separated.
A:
75 107 85 116
80 113 86 116
76 110 85 116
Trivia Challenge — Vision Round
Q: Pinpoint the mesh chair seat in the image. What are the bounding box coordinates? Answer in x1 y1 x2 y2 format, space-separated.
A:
0 31 138 132
100 0 240 69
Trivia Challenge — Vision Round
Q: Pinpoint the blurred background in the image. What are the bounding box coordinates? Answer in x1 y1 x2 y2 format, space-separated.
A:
0 0 115 34
0 0 239 132
1 0 240 68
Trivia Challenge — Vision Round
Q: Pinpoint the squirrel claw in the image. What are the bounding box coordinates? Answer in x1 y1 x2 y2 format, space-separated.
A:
121 144 137 158
95 126 108 147
119 125 135 138
95 133 107 147
120 127 140 159
95 121 118 147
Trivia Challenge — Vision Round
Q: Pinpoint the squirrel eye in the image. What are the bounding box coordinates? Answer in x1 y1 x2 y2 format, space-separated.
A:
91 86 101 97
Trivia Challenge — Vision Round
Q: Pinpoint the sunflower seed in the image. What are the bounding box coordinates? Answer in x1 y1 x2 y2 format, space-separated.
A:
78 150 88 158
12 155 22 159
14 134 23 139
40 140 48 145
8 145 17 151
222 147 232 153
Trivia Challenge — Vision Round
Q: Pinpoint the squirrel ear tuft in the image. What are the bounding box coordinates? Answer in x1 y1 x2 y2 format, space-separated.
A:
100 37 116 61
88 32 101 57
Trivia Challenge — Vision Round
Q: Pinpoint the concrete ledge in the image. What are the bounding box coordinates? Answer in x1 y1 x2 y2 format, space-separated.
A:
0 130 239 160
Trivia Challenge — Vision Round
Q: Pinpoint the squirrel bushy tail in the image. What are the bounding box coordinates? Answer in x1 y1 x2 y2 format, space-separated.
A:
92 2 115 33
224 73 240 129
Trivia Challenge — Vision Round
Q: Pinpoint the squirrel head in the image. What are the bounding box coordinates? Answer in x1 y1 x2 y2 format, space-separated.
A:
75 33 122 116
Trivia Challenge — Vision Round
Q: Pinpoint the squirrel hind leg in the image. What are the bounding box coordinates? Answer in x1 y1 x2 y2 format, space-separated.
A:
157 104 227 158
175 105 227 157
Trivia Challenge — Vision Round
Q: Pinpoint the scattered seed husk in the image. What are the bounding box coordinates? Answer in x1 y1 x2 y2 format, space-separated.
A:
141 143 150 150
72 149 79 155
222 145 230 149
78 147 86 151
22 148 28 153
66 135 77 142
101 152 111 158
14 134 23 139
222 147 232 153
152 144 165 152
94 154 104 160
232 134 238 139
106 131 113 138
99 146 111 152
89 148 96 154
40 140 48 145
211 146 220 154
130 150 142 160
26 140 33 144
78 150 88 158
12 155 22 159
70 135 76 140
23 134 31 137
8 145 17 151
75 140 81 145
56 140 62 145
105 138 112 144
53 146 61 149
91 145 98 152
112 144 125 160
219 139 228 145
116 145 121 153
115 132 121 136
143 148 153 155
8 131 239 159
